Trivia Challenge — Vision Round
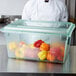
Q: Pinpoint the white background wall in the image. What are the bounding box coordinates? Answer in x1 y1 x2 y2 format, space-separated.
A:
0 0 65 16
0 0 28 15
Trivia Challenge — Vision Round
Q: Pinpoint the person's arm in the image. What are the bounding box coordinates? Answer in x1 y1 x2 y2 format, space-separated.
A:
22 1 31 20
60 3 68 22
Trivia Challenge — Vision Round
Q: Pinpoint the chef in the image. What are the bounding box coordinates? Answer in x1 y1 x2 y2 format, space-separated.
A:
22 0 68 21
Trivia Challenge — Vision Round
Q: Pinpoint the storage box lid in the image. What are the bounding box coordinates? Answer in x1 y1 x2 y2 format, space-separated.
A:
0 20 75 36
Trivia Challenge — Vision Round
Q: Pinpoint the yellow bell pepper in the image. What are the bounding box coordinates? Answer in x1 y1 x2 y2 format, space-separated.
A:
15 47 25 58
28 44 35 48
8 42 18 51
38 51 47 60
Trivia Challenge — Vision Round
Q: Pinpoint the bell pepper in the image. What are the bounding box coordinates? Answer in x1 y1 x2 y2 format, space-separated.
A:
57 56 63 61
34 40 44 48
51 42 65 57
8 42 18 51
40 43 50 51
19 41 26 47
47 52 55 61
15 47 25 58
50 47 61 57
60 46 65 57
38 51 47 60
28 44 35 48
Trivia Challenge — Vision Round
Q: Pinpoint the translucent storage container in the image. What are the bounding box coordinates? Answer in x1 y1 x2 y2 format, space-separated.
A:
0 20 75 63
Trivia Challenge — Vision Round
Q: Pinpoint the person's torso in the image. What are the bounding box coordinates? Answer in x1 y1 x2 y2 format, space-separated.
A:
30 0 62 21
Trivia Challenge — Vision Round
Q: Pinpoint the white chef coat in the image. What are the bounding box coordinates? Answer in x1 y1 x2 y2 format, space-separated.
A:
22 0 68 22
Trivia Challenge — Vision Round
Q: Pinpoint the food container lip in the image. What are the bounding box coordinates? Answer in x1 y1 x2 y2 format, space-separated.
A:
0 27 68 35
0 20 75 36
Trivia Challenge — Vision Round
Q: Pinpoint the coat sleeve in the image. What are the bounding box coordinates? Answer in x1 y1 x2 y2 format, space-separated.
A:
22 1 32 20
60 3 68 22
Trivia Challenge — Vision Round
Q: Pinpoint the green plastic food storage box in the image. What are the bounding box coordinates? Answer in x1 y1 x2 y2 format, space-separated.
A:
0 20 75 63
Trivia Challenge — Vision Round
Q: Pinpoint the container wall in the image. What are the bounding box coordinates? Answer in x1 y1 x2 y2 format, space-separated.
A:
63 36 71 62
4 32 69 63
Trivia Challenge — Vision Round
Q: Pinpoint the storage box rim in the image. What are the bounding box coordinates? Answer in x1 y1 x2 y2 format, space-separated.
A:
0 20 75 36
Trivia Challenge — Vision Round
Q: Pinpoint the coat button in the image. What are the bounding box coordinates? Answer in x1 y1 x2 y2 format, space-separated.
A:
45 0 49 2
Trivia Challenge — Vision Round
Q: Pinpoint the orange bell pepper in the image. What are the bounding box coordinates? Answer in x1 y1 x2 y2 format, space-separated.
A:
40 43 50 51
47 52 55 61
